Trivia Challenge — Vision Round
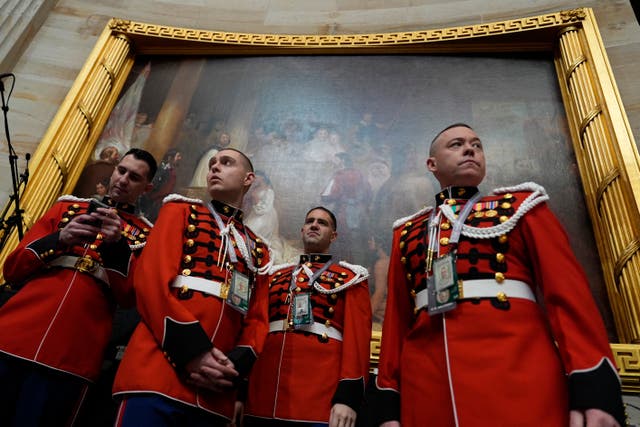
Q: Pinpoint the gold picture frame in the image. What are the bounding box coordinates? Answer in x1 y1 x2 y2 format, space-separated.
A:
2 7 640 391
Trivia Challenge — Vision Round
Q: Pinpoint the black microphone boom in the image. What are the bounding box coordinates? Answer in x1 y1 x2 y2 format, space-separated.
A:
0 72 30 251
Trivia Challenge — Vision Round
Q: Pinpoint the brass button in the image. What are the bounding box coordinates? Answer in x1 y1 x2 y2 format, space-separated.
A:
187 224 196 232
495 272 505 283
90 244 98 250
446 199 456 206
325 320 331 327
306 262 312 267
410 289 416 297
139 233 146 239
72 203 80 209
499 215 508 223
503 193 513 199
334 283 340 288
295 287 301 292
440 222 451 230
406 273 412 281
498 235 508 244
400 256 407 264
405 221 412 227
439 237 449 246
186 239 195 247
328 307 334 313
96 233 103 240
190 213 196 220
180 285 189 294
500 202 511 209
68 210 76 216
298 277 305 282
496 292 508 302
61 218 69 223
399 241 405 249
331 294 338 300
495 253 505 263
183 255 192 264
182 269 191 276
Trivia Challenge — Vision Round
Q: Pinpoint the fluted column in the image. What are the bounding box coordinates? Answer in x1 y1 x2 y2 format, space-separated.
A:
556 25 640 343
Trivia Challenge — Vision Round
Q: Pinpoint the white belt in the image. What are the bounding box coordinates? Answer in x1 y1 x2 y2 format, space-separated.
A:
48 255 110 285
171 275 228 299
269 320 343 341
415 279 535 310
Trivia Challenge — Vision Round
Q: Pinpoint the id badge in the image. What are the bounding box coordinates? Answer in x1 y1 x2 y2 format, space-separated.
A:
428 253 460 315
293 293 313 328
226 270 251 314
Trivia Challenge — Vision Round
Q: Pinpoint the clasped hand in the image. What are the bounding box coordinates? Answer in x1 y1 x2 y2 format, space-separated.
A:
185 347 239 392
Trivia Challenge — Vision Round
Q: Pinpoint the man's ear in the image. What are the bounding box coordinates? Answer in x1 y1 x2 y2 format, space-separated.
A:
144 182 153 194
330 231 338 243
244 171 256 188
426 157 437 173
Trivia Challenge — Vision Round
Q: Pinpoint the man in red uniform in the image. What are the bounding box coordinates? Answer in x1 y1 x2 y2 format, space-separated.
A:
112 148 272 427
243 206 372 427
374 124 625 427
0 148 157 426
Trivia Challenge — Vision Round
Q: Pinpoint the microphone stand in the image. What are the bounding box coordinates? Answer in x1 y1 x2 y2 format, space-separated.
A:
0 74 30 252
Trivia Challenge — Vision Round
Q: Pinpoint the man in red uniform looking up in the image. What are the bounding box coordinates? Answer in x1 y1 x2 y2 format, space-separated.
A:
113 148 271 427
374 123 625 426
243 206 372 427
0 148 157 426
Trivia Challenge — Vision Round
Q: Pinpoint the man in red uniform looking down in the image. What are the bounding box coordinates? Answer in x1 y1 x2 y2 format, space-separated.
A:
0 148 157 426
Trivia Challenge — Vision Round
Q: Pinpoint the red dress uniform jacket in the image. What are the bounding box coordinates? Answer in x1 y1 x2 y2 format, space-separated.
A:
0 195 151 381
245 253 372 423
113 196 271 421
374 183 624 426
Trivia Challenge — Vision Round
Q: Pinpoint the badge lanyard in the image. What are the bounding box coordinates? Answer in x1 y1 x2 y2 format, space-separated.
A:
290 260 333 292
289 260 333 327
427 191 482 272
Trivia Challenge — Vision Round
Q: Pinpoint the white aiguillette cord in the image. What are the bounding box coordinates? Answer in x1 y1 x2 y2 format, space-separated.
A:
207 202 256 272
426 191 482 271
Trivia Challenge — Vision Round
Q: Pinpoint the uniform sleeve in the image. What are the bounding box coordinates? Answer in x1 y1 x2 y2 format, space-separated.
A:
521 203 625 426
133 202 213 370
100 237 135 307
332 279 372 411
371 228 412 424
228 245 271 378
3 203 65 285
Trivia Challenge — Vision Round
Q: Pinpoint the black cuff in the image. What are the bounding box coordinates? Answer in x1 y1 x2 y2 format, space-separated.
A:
331 378 365 412
227 346 257 379
568 360 626 427
367 380 400 425
26 231 61 259
162 318 213 371
100 238 132 276
236 377 249 402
